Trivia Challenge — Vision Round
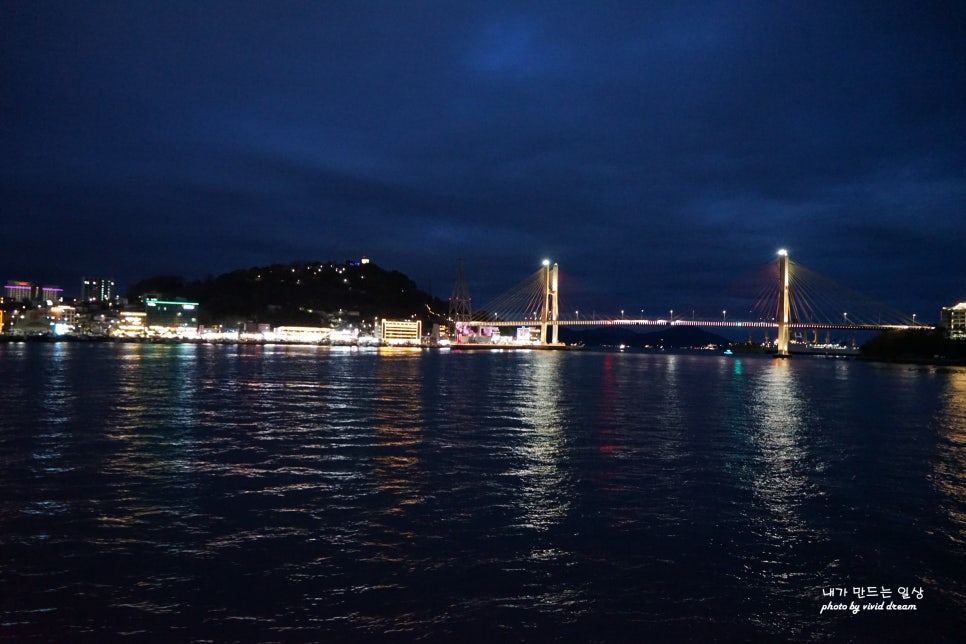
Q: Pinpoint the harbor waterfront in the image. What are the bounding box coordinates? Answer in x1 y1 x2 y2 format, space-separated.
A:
2 343 965 641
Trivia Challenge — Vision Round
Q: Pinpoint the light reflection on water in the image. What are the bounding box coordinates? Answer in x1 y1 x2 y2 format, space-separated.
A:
512 352 569 533
34 344 73 478
373 351 425 515
934 370 966 545
747 360 813 535
742 360 833 634
0 344 964 641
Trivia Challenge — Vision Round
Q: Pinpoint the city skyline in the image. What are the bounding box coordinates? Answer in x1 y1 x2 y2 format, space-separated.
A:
3 2 964 317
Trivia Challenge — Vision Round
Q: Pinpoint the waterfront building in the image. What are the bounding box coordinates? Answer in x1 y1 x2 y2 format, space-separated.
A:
4 281 33 302
941 302 966 339
144 299 199 336
3 281 62 304
273 326 333 343
81 277 115 303
48 305 76 334
73 303 115 336
114 311 146 337
4 309 51 336
41 286 63 304
381 319 422 345
0 305 72 336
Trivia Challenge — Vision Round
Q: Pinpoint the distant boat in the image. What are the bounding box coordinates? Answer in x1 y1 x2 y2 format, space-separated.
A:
723 349 734 355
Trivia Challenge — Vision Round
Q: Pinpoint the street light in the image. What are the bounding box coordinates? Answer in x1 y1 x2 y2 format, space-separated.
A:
843 312 848 325
621 309 624 320
575 310 579 321
722 309 727 322
912 313 917 326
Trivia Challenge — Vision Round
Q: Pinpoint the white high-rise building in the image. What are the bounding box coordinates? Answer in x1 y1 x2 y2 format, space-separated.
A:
941 303 966 339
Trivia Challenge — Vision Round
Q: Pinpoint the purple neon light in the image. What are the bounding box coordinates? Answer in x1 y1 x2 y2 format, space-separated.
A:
5 285 62 291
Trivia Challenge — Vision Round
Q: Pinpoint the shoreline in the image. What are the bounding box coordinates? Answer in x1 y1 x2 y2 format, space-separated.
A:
3 334 965 366
858 355 966 367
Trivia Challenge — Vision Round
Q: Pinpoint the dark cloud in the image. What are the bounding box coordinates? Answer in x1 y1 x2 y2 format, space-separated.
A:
2 1 964 321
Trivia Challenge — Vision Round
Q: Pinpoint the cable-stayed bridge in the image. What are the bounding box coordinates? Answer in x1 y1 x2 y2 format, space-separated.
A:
448 250 931 357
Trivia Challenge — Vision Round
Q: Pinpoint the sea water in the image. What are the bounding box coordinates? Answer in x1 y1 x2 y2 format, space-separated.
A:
1 342 964 641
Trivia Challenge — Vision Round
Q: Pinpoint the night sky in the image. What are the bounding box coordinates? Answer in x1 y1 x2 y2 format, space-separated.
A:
3 1 964 321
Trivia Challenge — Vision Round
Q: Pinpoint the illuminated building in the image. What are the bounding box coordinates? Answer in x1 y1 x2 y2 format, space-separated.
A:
4 281 33 302
41 286 63 303
145 299 199 336
273 326 334 343
941 303 966 339
82 277 115 302
49 305 76 335
3 281 62 304
381 319 422 345
114 311 146 337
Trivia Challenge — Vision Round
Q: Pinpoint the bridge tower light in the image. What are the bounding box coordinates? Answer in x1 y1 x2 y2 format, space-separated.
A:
776 249 791 358
551 262 559 343
539 260 559 344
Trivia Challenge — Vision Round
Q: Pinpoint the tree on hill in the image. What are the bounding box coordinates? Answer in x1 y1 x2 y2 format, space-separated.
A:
125 275 186 301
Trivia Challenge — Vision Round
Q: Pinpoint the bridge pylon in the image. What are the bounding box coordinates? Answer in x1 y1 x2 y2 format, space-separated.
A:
540 261 559 344
449 258 472 338
776 249 791 358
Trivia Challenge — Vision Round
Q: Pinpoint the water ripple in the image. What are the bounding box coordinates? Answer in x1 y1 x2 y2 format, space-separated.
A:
0 345 964 640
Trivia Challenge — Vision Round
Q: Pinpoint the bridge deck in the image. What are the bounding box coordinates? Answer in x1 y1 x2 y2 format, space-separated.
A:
479 319 930 331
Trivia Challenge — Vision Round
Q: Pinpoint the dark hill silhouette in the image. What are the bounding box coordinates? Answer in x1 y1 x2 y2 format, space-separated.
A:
127 260 447 328
860 328 966 364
